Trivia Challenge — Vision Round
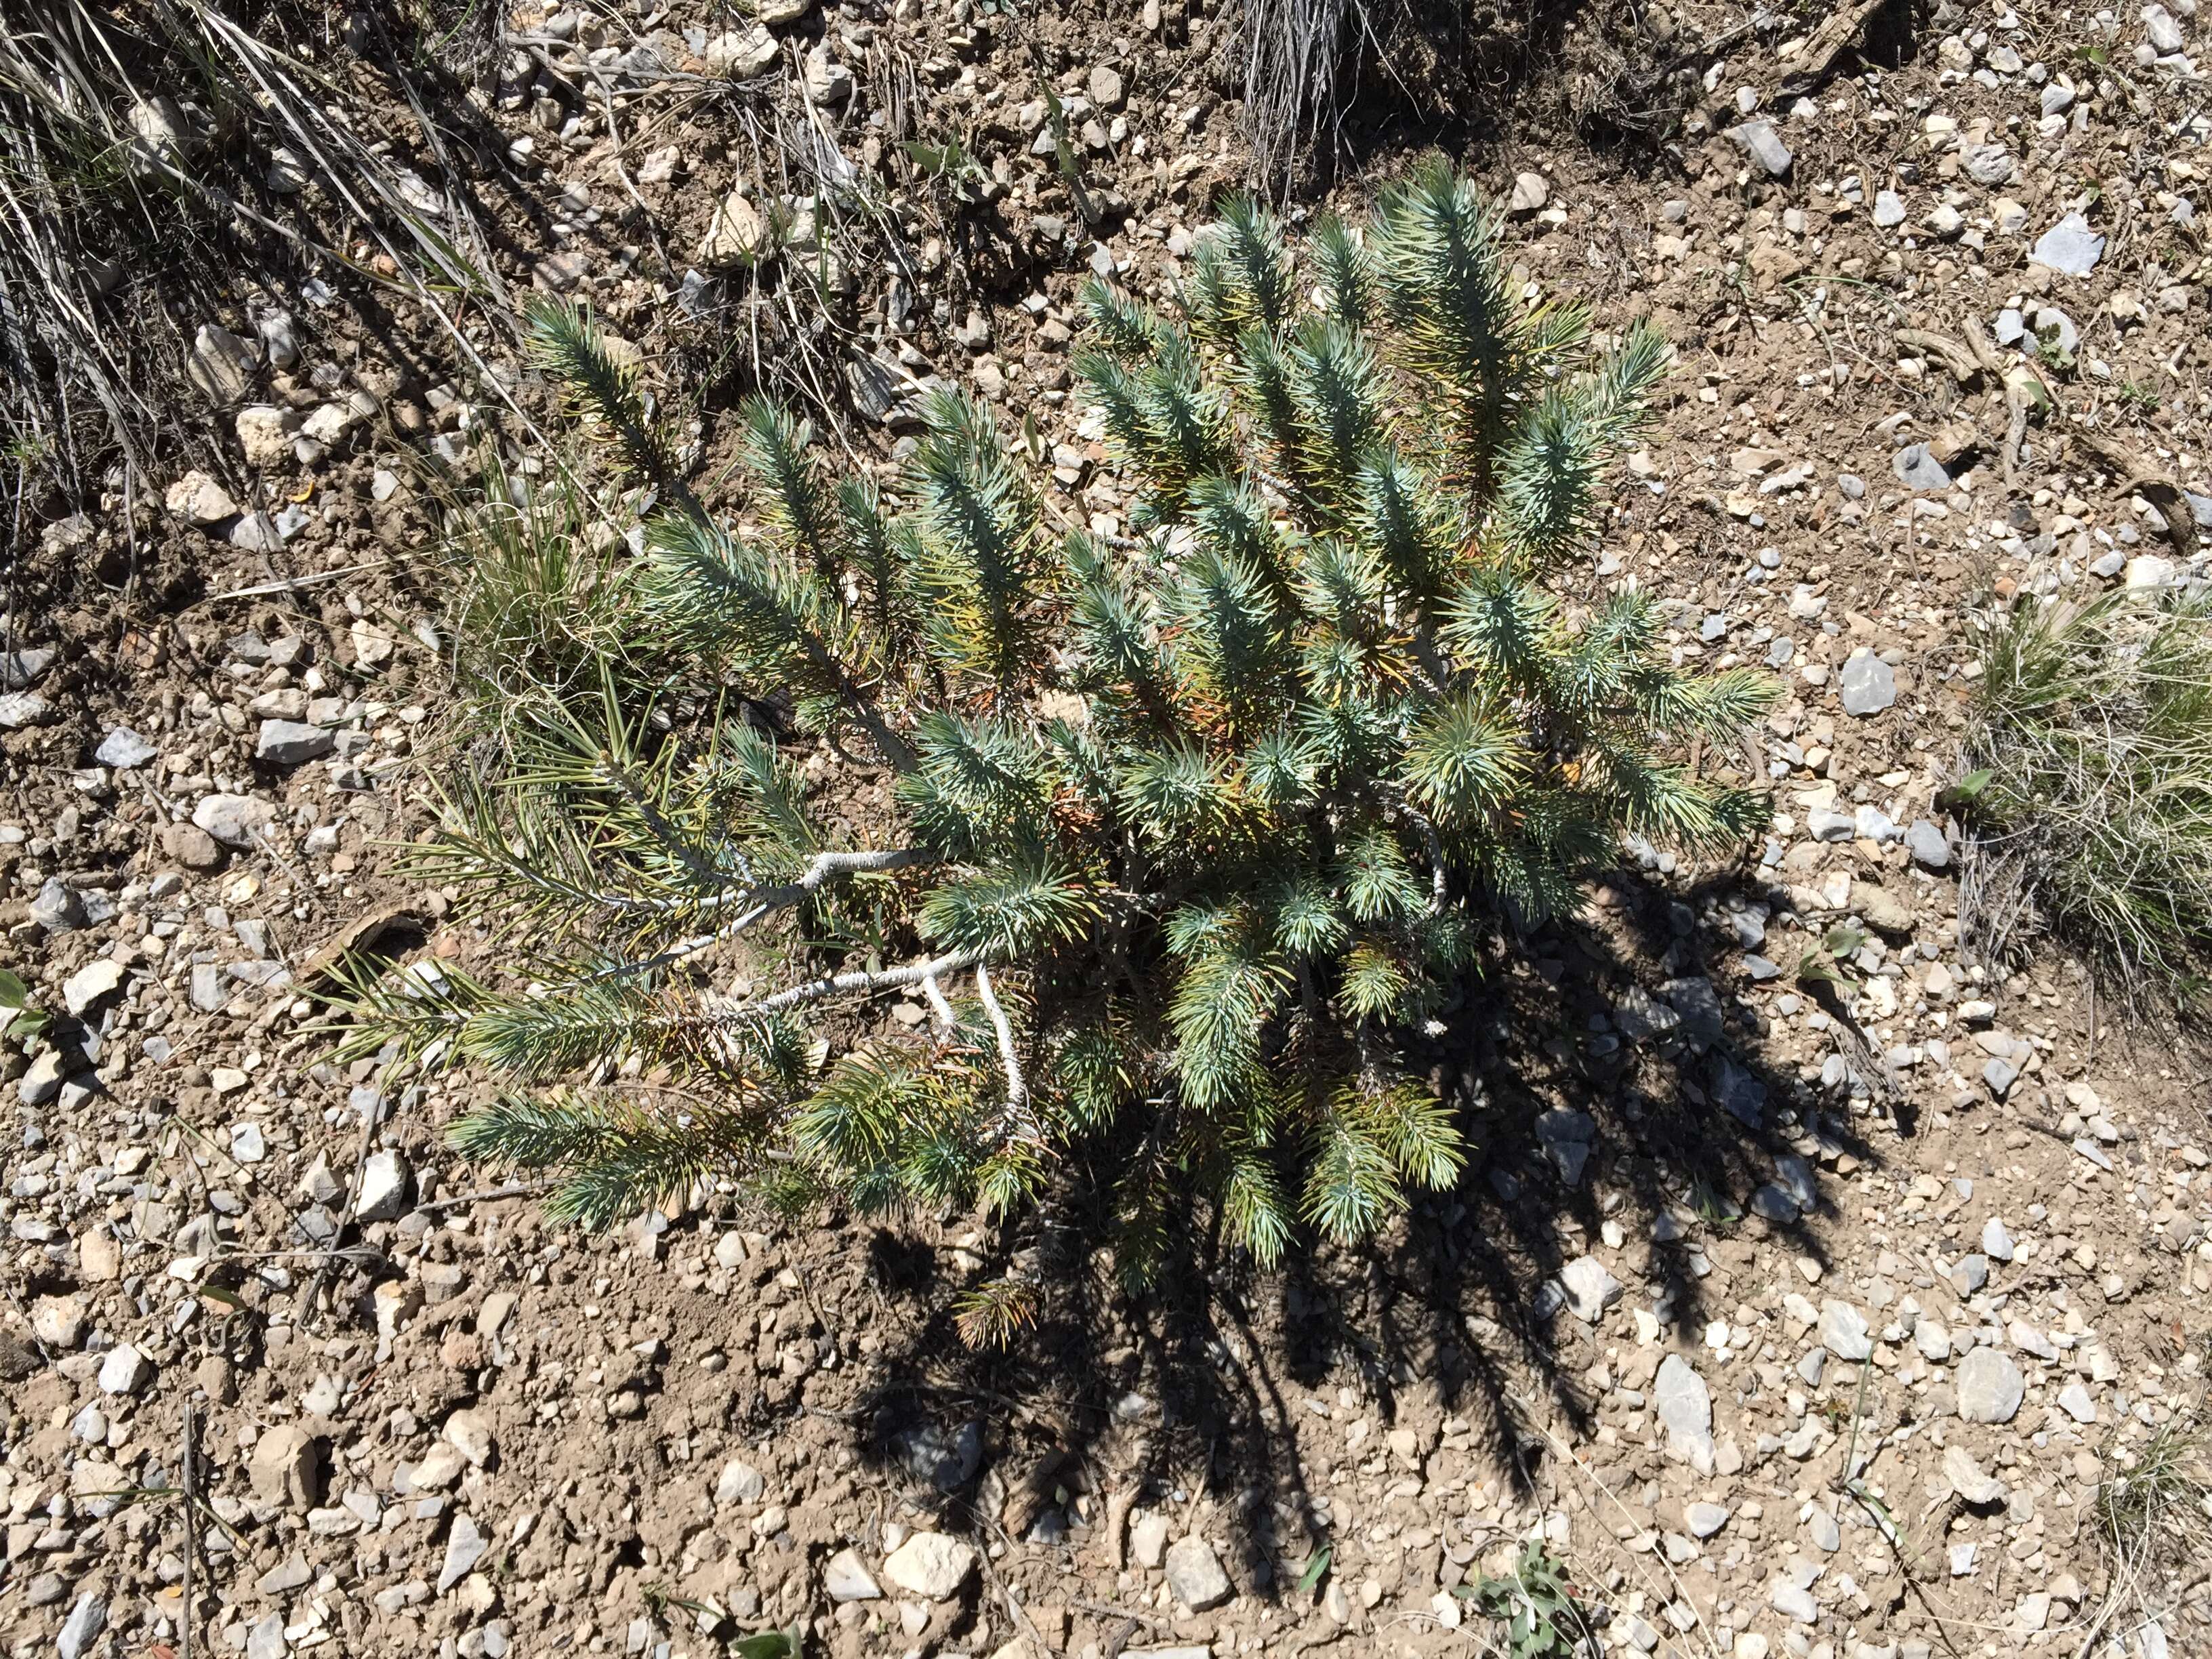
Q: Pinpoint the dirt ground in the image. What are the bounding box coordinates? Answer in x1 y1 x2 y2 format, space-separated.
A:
6 0 2212 1656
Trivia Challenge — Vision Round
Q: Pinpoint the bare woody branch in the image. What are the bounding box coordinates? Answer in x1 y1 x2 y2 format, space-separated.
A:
732 949 980 1016
584 847 937 983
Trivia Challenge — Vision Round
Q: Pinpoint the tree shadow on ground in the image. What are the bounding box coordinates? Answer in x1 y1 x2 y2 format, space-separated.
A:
819 861 1900 1618
1293 0 1927 195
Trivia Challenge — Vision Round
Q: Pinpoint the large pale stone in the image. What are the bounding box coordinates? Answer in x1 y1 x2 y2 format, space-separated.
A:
1163 1536 1231 1610
881 1531 975 1601
250 1423 323 1508
1655 1354 1714 1475
1559 1256 1622 1323
1957 1348 2025 1424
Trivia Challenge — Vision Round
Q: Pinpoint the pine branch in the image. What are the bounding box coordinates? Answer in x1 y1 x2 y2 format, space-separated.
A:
738 395 840 571
1303 1088 1405 1244
1402 691 1529 825
917 851 1102 957
953 1275 1042 1349
1372 161 1519 466
902 389 1055 692
523 296 689 508
644 511 916 770
1186 194 1295 342
449 1089 763 1231
1310 214 1374 331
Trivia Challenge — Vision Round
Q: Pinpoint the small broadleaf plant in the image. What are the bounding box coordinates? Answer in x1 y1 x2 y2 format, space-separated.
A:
338 165 1775 1288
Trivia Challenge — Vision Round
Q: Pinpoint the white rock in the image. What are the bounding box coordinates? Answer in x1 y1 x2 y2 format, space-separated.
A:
62 958 127 1019
825 1546 881 1601
300 401 360 448
188 324 259 403
58 1594 108 1659
98 1343 153 1394
250 1423 322 1507
2031 213 2105 276
247 1611 285 1659
96 727 159 769
165 469 240 525
127 96 194 166
705 23 779 76
1982 1217 2015 1261
1729 119 1793 176
1164 1536 1232 1610
1839 653 1897 717
1818 1300 1872 1361
715 1458 765 1504
444 1408 496 1467
1508 171 1550 215
18 1050 66 1107
699 191 771 265
1957 1349 2025 1423
438 1511 488 1593
32 1293 88 1348
802 43 851 102
192 792 276 848
350 619 396 668
2057 1382 2097 1422
881 1531 976 1601
1559 1255 1622 1322
1131 1511 1171 1568
258 310 299 368
257 719 335 767
1655 1354 1715 1474
354 1149 412 1221
1685 1500 1729 1538
0 692 52 729
267 146 309 192
236 404 302 467
2125 554 2177 590
1771 1577 1819 1622
1963 144 2015 186
409 1441 466 1492
1943 1443 2007 1505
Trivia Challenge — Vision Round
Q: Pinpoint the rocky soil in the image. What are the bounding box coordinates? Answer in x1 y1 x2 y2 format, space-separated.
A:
6 0 2212 1657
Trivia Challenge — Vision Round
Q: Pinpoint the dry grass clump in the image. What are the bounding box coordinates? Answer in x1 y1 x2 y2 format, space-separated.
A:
2083 1342 2212 1655
0 0 508 501
1959 585 2212 1015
